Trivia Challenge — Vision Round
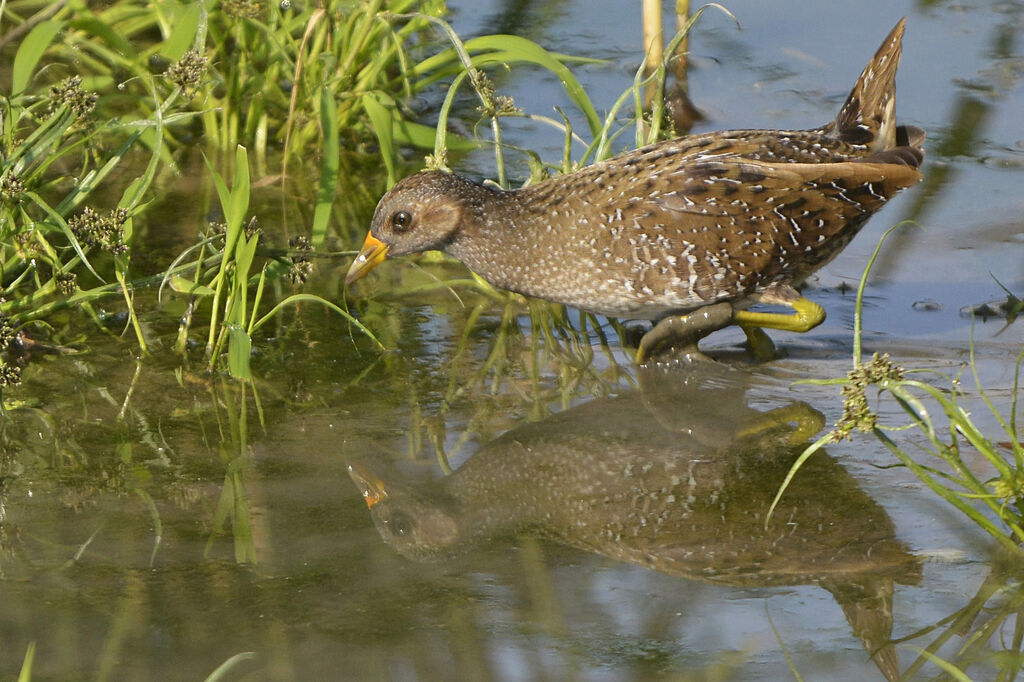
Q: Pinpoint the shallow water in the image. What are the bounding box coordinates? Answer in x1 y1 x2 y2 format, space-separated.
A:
2 1 1024 680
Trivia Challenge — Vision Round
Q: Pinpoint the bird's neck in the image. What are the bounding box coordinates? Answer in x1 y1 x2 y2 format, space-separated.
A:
444 181 588 306
443 187 537 290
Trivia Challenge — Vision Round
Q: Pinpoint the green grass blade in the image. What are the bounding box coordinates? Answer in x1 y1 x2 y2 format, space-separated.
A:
69 16 136 60
169 276 215 296
904 646 974 682
393 116 474 151
8 108 75 177
852 221 920 365
362 92 396 187
204 652 257 682
765 432 832 525
17 642 35 682
228 146 251 243
117 79 169 215
461 35 602 138
312 87 340 249
250 294 384 350
12 20 64 95
227 325 253 380
875 428 1021 554
433 69 470 166
160 1 202 61
55 128 145 215
24 190 104 282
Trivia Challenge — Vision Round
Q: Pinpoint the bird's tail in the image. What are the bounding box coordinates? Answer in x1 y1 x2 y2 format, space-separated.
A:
829 18 925 160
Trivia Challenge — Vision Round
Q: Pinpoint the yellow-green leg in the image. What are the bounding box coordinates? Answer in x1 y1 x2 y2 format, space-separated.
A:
636 302 733 363
734 402 827 446
740 326 778 362
735 297 824 361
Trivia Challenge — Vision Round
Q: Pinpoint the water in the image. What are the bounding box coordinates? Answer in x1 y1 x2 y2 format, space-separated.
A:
2 1 1024 680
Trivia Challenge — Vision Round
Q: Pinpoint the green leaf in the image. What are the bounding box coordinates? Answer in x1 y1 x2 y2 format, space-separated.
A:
463 35 602 138
169 276 215 296
56 128 145 215
229 146 251 239
17 642 34 682
7 108 74 176
312 87 339 250
69 16 136 59
203 652 257 682
411 33 603 139
234 234 259 284
393 116 475 151
227 325 253 380
905 647 973 682
161 1 202 61
13 21 64 96
362 92 396 187
250 294 384 350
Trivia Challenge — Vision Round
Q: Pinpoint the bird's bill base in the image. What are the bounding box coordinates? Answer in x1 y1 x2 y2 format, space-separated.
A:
345 232 390 286
347 463 390 509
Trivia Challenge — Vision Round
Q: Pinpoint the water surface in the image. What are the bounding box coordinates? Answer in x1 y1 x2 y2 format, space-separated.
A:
2 1 1023 680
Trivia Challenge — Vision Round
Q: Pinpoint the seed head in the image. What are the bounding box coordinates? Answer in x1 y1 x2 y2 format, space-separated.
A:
67 206 130 255
1 174 26 204
56 272 78 296
222 0 265 20
49 76 98 120
829 352 905 442
0 363 21 387
166 49 208 97
288 235 314 284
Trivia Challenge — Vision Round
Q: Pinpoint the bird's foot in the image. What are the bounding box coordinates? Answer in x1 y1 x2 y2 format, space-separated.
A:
733 296 825 333
741 326 779 362
636 302 733 364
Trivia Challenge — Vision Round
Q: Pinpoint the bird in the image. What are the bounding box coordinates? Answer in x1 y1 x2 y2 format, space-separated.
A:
346 363 920 680
346 19 924 361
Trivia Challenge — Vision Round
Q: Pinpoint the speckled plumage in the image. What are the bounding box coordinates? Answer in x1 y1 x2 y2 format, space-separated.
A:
347 371 921 679
348 20 924 323
347 381 920 582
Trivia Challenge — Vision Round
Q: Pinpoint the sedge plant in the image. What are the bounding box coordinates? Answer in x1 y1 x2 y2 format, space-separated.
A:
768 223 1024 557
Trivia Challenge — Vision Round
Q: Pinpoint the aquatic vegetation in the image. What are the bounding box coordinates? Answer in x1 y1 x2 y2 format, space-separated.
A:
0 1 463 372
162 144 381 377
774 225 1024 557
897 559 1024 681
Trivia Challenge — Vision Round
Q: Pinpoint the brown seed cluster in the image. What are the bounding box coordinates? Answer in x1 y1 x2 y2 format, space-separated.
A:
222 0 265 19
829 352 905 442
49 76 98 120
0 316 19 388
471 71 521 118
56 272 78 296
166 48 208 97
1 173 26 204
0 363 20 387
288 235 313 284
67 206 130 255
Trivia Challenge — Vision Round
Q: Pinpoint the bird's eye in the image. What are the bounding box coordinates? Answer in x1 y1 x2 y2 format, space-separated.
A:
390 512 411 536
391 210 412 231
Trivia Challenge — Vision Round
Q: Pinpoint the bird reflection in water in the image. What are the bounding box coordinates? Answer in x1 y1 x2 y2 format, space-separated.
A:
348 364 921 679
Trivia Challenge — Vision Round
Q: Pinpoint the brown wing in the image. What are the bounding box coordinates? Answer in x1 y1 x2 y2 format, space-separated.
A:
623 156 922 299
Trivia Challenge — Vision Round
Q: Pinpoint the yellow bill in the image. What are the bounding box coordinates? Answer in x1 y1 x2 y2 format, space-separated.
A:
347 462 389 509
345 232 390 285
